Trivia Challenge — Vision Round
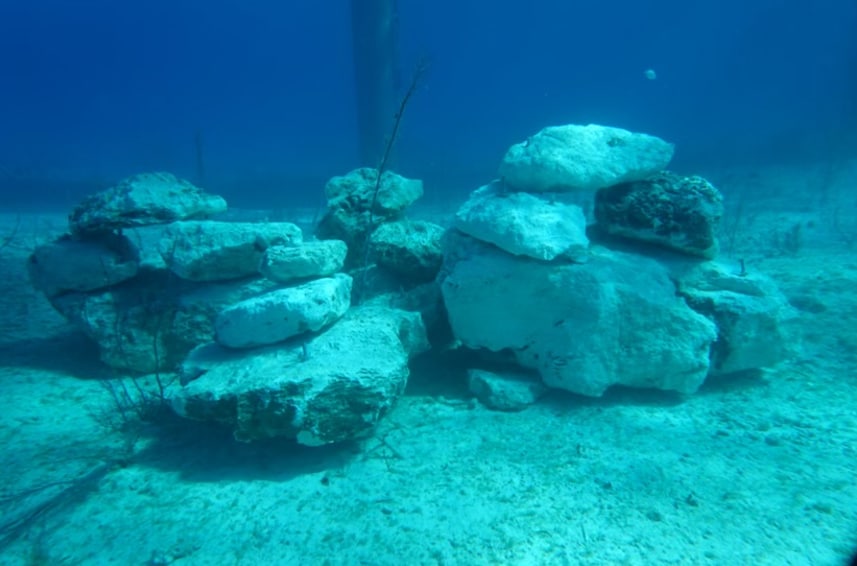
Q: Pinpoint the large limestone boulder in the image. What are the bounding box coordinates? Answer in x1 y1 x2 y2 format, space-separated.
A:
214 274 352 349
498 124 674 193
369 219 445 283
259 240 348 283
441 233 717 396
28 233 139 297
453 181 589 261
69 172 227 235
172 307 430 445
595 173 724 259
160 220 302 281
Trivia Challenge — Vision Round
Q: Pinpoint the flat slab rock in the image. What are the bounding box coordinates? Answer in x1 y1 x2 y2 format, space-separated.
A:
69 172 227 235
259 240 348 283
172 307 430 445
28 233 139 297
215 274 353 349
499 124 674 193
453 181 589 261
161 220 302 281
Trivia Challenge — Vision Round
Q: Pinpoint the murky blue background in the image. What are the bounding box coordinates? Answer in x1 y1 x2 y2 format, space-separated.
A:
1 0 854 207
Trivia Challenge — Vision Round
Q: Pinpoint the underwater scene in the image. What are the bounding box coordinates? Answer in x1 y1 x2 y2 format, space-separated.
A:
1 1 856 564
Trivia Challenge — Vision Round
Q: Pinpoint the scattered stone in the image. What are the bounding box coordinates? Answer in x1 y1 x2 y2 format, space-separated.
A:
369 219 445 282
595 172 724 258
172 307 430 444
467 369 548 411
259 240 347 283
28 233 139 297
454 181 589 261
160 220 302 281
69 172 227 235
499 124 674 193
214 274 352 349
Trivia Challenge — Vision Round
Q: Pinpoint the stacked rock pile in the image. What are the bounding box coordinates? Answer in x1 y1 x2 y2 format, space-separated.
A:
29 171 429 445
27 123 799 440
440 124 796 410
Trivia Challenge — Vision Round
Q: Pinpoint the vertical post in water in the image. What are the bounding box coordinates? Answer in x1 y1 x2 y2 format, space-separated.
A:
351 0 398 167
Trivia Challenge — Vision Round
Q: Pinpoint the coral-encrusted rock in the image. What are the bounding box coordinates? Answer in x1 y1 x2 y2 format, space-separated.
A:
595 172 724 258
453 181 589 261
69 172 227 235
369 220 445 283
259 240 348 283
316 168 423 265
172 307 430 445
499 124 674 193
440 232 717 396
160 220 302 281
324 167 423 216
28 233 139 297
214 274 352 349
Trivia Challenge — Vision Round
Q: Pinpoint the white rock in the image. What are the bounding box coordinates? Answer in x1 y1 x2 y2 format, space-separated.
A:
674 261 797 374
259 240 347 283
453 181 589 261
215 274 352 348
499 124 674 193
28 234 138 297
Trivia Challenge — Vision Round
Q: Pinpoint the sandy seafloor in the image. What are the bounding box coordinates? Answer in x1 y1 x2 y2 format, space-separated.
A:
0 164 856 565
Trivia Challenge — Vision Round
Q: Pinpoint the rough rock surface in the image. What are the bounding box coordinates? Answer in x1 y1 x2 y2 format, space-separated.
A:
172 307 430 445
595 172 724 258
369 220 445 282
323 168 423 216
28 233 139 297
674 261 796 374
215 274 352 349
316 168 423 265
441 233 717 396
259 240 347 283
50 274 281 373
453 181 589 261
161 220 302 281
467 369 548 411
499 124 674 193
69 172 227 234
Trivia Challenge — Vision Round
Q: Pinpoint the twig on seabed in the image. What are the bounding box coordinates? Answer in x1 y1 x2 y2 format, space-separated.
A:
0 215 21 252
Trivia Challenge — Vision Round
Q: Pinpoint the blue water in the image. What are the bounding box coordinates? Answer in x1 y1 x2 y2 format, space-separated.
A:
0 0 855 208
